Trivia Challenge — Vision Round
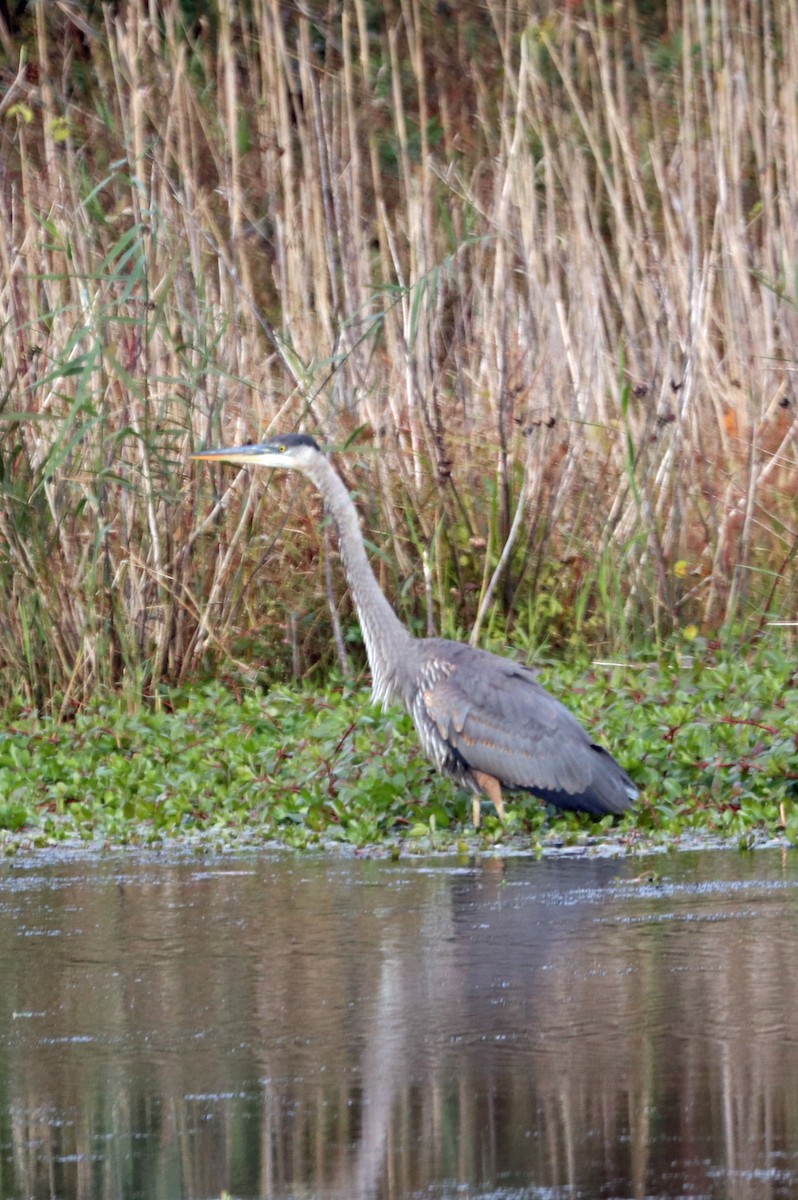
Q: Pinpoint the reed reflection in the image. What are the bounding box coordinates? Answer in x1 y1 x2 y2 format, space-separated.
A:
0 850 797 1200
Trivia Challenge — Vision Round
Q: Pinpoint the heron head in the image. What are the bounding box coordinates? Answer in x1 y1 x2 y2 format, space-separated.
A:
191 432 323 472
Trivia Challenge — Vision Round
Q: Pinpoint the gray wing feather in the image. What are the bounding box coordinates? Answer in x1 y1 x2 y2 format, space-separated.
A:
420 641 635 815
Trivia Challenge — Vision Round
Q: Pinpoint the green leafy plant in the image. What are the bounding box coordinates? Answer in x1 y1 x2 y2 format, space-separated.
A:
0 636 794 853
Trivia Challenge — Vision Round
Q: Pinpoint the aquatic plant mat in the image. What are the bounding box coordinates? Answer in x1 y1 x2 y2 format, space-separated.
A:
1 640 795 854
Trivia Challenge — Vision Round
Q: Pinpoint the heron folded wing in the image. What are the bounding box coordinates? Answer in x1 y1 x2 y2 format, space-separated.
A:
421 657 631 813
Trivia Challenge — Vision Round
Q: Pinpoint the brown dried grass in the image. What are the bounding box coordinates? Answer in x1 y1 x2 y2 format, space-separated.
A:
0 0 796 707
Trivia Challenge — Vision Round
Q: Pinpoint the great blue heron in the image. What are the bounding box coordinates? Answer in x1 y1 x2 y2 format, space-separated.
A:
192 433 638 827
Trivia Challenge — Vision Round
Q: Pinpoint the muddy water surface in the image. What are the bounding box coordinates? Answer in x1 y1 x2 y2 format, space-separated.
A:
1 847 797 1199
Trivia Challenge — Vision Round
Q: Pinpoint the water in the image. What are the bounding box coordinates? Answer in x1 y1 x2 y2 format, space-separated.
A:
1 847 797 1200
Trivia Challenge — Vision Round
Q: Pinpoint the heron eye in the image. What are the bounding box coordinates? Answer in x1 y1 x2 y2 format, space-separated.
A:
277 443 286 452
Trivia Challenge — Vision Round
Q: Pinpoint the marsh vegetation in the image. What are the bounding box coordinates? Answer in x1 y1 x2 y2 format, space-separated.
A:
0 2 796 845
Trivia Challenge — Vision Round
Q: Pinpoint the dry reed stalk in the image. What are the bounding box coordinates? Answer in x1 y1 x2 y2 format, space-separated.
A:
0 0 796 707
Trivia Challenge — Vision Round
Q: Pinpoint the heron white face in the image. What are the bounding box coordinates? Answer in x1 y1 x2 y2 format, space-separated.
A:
191 433 322 472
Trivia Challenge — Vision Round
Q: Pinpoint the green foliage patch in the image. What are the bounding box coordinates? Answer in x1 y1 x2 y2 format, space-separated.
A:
1 638 795 854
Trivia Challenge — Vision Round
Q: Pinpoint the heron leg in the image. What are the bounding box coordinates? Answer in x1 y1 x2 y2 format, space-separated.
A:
473 770 506 825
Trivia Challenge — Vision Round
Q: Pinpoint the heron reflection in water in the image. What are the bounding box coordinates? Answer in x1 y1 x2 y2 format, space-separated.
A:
192 434 638 827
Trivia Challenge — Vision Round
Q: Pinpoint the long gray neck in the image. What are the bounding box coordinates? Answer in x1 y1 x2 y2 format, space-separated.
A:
305 455 416 706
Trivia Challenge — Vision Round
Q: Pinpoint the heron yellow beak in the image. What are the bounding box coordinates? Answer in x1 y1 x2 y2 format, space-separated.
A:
191 443 271 466
192 432 321 468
